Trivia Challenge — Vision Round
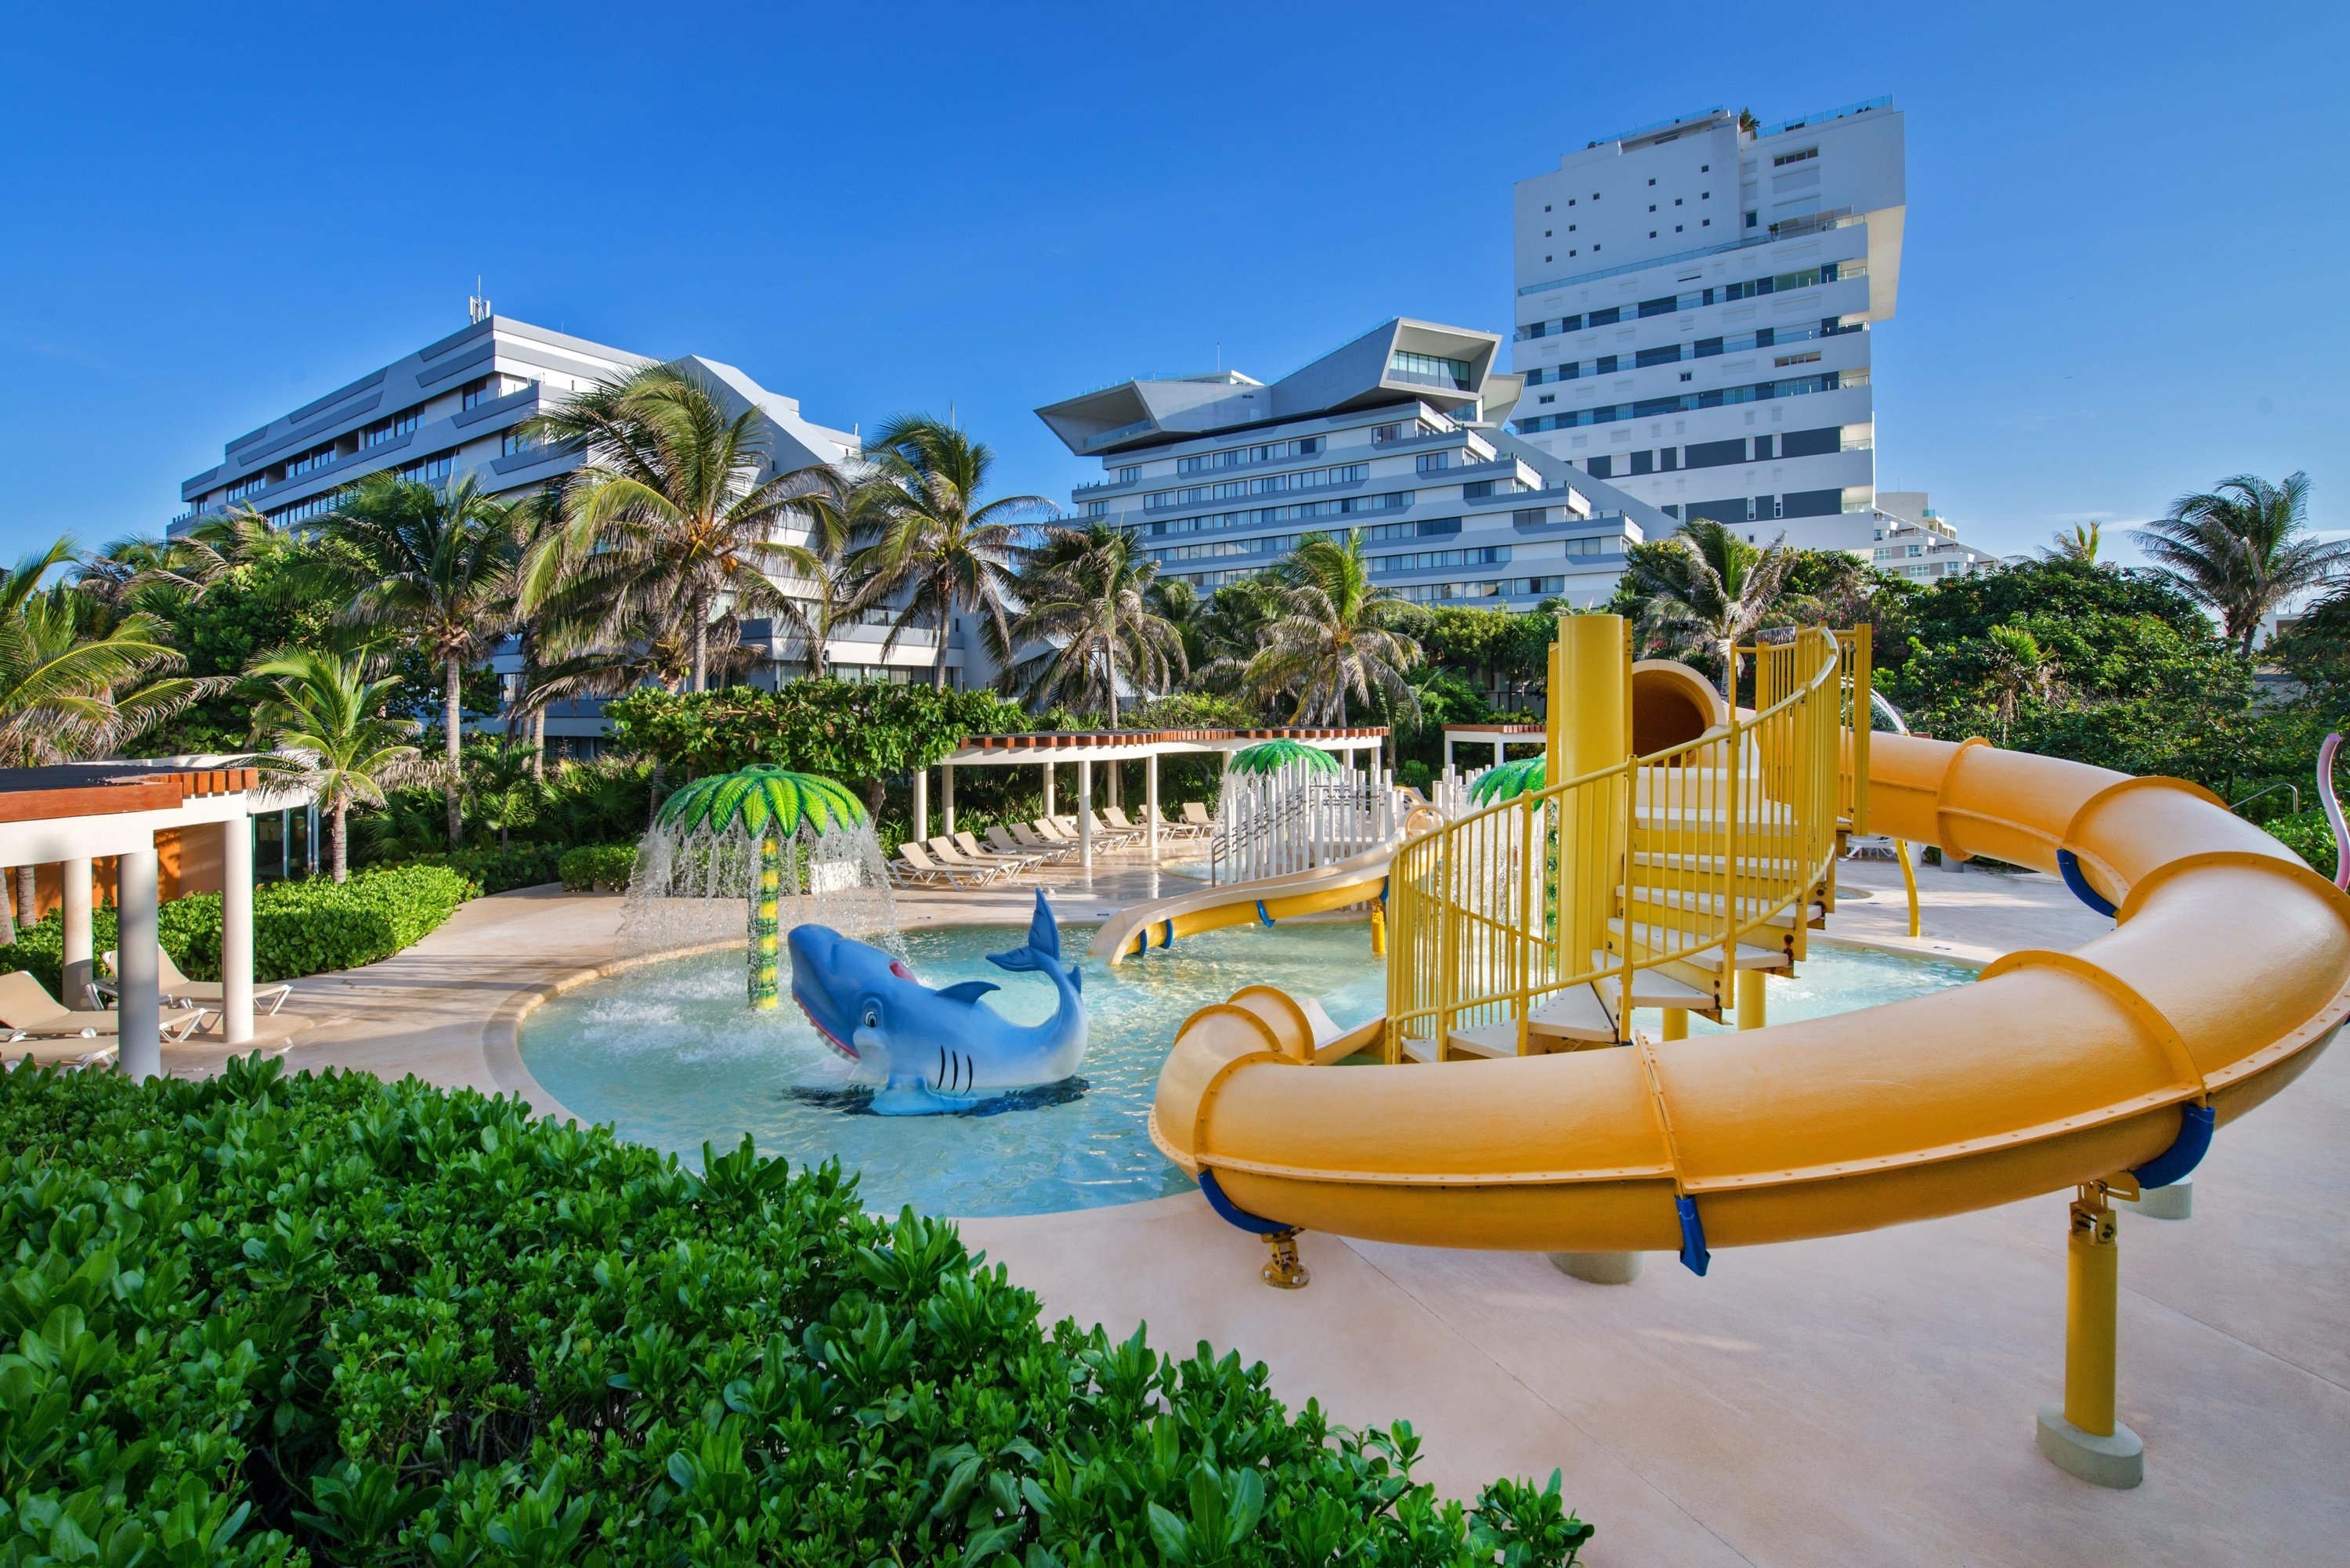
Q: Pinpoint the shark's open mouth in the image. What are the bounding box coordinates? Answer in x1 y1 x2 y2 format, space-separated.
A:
792 991 860 1061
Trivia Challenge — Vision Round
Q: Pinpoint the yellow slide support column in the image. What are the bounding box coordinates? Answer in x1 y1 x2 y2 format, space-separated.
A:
1736 969 1768 1031
1661 1009 1688 1040
2036 1185 2143 1487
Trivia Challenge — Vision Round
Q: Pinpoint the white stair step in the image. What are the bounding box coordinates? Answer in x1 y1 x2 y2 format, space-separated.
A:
1631 849 1806 874
1445 1021 1530 1058
1607 918 1790 973
1524 983 1618 1042
1585 954 1715 1009
1619 885 1806 928
1401 1035 1438 1063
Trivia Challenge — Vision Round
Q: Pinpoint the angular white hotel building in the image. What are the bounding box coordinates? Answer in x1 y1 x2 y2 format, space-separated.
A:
1509 98 1910 553
1037 319 1670 616
172 315 961 748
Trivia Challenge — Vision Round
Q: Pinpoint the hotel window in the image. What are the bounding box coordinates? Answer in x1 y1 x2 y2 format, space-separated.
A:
461 374 532 410
397 450 457 486
362 407 421 447
225 474 268 502
284 443 336 479
1386 350 1473 391
501 427 545 457
1772 146 1819 167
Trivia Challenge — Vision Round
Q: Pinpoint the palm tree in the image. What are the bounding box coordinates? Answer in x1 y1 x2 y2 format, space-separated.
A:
767 468 880 678
243 649 424 882
2135 472 2342 658
0 538 219 768
0 537 220 934
2044 521 2102 565
1980 624 2055 746
1622 518 1801 698
462 735 543 853
320 472 518 848
1243 530 1423 730
855 414 1050 689
526 364 828 693
1005 523 1187 724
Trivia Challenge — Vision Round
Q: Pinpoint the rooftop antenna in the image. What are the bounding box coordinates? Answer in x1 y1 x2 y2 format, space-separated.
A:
468 277 492 324
1216 341 1221 373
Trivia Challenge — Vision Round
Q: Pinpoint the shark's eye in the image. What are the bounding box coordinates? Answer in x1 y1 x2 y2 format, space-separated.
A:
862 1006 878 1028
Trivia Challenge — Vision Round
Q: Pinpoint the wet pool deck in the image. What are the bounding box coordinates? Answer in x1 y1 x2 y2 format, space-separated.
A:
233 852 2347 1566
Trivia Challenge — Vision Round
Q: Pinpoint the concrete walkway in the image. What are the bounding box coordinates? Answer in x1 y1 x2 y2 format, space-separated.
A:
267 858 2348 1567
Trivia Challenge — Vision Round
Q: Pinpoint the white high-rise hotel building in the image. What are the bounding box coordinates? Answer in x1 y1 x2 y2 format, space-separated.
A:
1509 98 1906 551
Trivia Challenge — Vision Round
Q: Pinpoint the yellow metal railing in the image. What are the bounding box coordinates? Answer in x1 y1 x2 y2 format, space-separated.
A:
1386 626 1863 1061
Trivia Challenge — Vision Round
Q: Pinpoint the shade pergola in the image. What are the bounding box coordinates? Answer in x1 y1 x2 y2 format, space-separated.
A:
917 727 1390 872
0 760 309 1078
1441 722 1548 775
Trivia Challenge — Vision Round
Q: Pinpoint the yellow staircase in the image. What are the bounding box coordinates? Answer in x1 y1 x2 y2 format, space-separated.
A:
1384 619 1868 1063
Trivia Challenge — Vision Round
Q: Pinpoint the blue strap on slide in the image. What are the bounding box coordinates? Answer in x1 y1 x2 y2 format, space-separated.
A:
1256 900 1274 927
1198 1169 1291 1236
2131 1102 2214 1188
2056 848 2119 919
1162 919 1175 948
1676 1195 1711 1276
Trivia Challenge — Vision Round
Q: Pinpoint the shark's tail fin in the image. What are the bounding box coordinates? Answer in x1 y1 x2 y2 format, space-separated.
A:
987 890 1081 990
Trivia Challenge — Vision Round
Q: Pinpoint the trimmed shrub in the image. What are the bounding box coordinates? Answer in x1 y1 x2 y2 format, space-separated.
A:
157 865 475 982
558 843 638 892
407 841 565 894
0 1060 1593 1566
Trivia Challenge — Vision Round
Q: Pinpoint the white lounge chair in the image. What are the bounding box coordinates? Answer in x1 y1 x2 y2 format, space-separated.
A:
0 971 207 1046
1012 822 1078 858
898 840 1002 887
102 947 293 1017
1089 811 1145 848
957 831 1044 874
1181 801 1217 833
992 825 1071 863
930 836 1026 880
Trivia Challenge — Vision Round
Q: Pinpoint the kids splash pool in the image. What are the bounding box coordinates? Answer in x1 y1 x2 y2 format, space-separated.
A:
517 921 1973 1217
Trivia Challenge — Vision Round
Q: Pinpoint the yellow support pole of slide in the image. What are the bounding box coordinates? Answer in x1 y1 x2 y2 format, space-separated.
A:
2064 1190 2120 1436
1736 968 1766 1030
1552 615 1631 976
2037 1184 2143 1486
1661 1008 1688 1040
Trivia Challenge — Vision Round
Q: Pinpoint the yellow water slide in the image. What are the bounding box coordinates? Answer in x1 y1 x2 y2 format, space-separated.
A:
1086 845 1399 966
1149 648 2350 1261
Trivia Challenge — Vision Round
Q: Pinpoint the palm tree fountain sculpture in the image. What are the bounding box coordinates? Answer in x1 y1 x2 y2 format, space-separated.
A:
634 767 895 1009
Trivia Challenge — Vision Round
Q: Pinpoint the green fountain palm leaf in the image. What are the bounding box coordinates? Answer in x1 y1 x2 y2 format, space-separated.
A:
1229 739 1341 776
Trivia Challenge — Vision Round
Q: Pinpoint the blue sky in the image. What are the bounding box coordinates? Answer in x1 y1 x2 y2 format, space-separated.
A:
2 1 2341 568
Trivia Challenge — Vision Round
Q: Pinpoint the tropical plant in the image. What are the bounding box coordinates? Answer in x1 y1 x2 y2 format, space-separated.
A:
320 472 519 847
461 735 544 852
1005 522 1186 724
1242 529 1424 731
2135 472 2341 657
526 363 830 693
2044 521 2103 565
243 649 425 881
1621 518 1801 696
854 414 1050 689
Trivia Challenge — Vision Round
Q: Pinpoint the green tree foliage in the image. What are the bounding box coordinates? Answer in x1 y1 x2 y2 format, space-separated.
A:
605 680 1028 791
0 1060 1592 1566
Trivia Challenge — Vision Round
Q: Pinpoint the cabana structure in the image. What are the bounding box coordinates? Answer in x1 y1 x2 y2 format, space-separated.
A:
0 761 298 1078
1441 721 1548 774
918 728 1389 873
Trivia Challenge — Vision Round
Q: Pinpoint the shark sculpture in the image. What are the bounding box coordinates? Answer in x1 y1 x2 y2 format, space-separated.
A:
786 890 1088 1115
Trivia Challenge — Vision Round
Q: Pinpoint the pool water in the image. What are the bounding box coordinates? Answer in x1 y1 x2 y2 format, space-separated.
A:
518 925 1970 1217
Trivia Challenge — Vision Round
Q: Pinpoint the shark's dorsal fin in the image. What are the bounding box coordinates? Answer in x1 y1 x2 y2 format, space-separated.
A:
933 980 1000 1005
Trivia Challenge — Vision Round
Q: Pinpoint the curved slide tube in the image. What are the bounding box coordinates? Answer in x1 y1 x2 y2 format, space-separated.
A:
1087 844 1395 966
1151 732 2350 1254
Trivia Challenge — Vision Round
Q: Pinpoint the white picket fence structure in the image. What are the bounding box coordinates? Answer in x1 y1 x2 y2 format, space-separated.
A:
1209 757 1405 884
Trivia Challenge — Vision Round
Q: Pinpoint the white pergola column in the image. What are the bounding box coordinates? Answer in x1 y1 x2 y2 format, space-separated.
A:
1078 760 1094 873
1042 760 1055 818
912 768 928 844
1494 737 1506 770
117 845 161 1082
1444 735 1455 772
60 858 93 1008
221 818 254 1046
941 764 956 839
1145 753 1161 858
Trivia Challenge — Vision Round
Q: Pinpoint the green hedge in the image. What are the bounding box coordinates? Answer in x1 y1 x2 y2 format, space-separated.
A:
0 1060 1592 1566
558 843 638 891
406 841 565 894
0 865 475 992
